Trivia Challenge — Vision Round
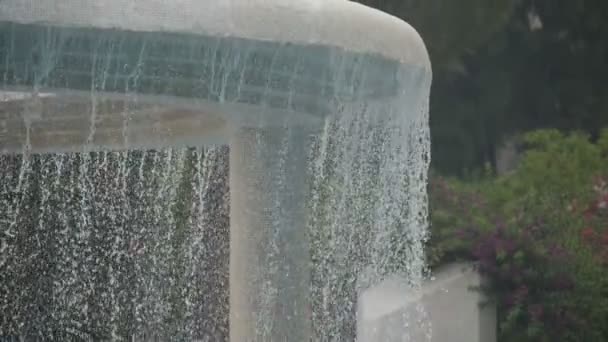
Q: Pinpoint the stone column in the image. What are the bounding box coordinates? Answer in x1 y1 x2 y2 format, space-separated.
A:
229 125 311 341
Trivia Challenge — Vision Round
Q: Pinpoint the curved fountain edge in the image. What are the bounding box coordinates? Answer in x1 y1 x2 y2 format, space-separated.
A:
0 0 431 68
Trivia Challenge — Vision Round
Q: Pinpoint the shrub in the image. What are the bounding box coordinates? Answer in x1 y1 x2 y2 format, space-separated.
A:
428 128 608 341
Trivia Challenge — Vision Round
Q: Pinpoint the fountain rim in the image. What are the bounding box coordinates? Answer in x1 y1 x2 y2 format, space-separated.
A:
0 0 430 68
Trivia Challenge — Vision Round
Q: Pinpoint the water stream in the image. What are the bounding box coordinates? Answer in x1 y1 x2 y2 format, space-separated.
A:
0 15 431 341
1 148 230 340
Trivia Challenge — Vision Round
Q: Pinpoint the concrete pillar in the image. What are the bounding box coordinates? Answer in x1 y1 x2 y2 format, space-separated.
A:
229 126 311 341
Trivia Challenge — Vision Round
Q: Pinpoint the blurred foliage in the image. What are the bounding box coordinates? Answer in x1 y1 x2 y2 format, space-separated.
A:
360 0 608 176
427 128 608 341
358 0 516 67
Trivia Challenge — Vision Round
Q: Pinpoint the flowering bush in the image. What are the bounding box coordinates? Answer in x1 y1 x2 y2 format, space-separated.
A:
428 129 608 341
580 176 608 264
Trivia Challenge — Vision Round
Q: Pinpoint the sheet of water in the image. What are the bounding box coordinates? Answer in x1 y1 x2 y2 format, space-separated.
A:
0 148 230 340
0 17 432 342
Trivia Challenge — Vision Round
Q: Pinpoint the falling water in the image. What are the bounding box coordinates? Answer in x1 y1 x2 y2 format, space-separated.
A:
0 104 431 341
308 65 431 340
0 7 432 341
0 147 230 340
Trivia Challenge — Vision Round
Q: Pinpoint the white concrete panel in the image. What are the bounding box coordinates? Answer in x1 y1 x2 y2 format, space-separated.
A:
358 263 496 342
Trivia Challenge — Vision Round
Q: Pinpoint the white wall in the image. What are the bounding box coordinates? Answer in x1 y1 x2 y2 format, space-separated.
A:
357 263 496 342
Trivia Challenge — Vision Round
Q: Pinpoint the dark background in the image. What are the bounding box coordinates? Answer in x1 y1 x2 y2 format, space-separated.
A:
359 0 608 176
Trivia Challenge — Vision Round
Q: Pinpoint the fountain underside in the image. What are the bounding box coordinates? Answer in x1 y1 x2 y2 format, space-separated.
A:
0 21 403 154
0 90 229 153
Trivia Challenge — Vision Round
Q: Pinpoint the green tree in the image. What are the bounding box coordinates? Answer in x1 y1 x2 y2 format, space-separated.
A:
361 0 608 175
428 129 608 341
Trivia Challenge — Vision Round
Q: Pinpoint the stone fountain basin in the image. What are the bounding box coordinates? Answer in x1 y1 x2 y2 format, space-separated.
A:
0 0 429 155
0 0 429 65
0 87 329 154
0 1 432 340
0 90 229 153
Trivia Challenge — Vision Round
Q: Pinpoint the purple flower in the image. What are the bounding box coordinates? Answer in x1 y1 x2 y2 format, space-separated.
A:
528 304 544 321
513 285 529 302
548 244 568 259
552 274 574 291
473 239 495 260
496 238 517 255
455 228 469 239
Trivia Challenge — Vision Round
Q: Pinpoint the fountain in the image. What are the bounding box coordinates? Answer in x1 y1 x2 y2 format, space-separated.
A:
0 0 431 340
